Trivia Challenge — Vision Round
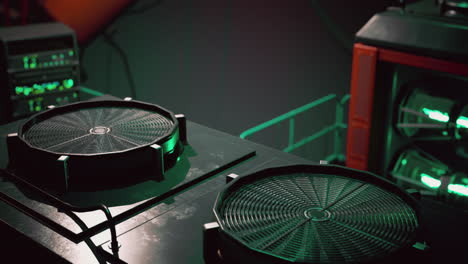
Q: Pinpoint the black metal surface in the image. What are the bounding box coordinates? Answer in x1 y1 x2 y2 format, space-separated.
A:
1 120 257 263
356 8 468 63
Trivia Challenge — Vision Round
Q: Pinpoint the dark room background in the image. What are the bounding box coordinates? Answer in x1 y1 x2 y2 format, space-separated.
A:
81 0 389 162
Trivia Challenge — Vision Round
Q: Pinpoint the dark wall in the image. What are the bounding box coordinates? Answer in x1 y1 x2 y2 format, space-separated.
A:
82 0 389 161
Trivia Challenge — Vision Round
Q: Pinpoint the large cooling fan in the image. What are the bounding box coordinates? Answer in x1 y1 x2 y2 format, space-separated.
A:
211 165 421 264
7 99 187 192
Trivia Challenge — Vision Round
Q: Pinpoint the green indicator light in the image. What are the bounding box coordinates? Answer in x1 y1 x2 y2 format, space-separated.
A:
60 61 64 65
56 97 62 102
24 63 29 69
23 56 28 62
68 50 74 56
422 108 449 122
63 79 74 89
401 159 407 166
15 86 23 95
459 2 468 8
73 92 78 98
44 62 48 67
456 116 468 128
60 54 64 59
35 105 41 112
421 173 441 189
52 54 57 60
54 61 59 66
28 100 34 112
442 131 449 136
24 88 32 96
448 184 468 196
30 63 37 68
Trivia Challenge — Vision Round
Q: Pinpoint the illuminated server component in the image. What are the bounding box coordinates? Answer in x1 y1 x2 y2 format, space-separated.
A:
345 3 468 207
6 100 187 193
0 22 80 124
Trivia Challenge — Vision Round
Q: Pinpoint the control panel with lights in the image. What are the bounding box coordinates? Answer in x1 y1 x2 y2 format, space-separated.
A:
0 23 80 124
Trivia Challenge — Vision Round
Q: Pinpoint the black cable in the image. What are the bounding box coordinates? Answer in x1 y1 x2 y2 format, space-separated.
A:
102 30 137 99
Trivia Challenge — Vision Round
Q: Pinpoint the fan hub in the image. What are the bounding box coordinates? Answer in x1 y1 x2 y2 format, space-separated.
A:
304 207 331 222
89 126 111 135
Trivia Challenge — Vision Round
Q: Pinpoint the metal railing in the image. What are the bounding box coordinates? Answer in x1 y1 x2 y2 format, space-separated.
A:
240 94 350 162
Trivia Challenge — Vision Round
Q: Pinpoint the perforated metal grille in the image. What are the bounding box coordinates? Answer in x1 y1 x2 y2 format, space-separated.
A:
22 106 174 155
217 173 419 263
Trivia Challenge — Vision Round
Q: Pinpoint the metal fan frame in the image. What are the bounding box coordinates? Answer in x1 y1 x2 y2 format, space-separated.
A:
17 100 182 156
6 99 187 192
213 164 422 264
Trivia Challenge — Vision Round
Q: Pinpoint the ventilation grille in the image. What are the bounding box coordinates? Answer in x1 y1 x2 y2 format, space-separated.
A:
217 172 419 263
22 106 174 155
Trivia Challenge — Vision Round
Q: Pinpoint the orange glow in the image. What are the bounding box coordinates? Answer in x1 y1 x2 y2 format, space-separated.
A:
42 0 133 43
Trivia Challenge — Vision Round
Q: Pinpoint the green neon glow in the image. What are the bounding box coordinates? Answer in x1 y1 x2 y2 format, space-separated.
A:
23 56 28 62
442 131 448 136
30 62 37 68
80 87 104 96
63 79 74 88
15 87 23 95
422 108 449 122
421 173 441 189
15 81 64 96
401 159 407 166
73 92 78 98
456 116 468 128
459 2 468 8
35 105 41 112
448 184 468 196
68 50 74 56
60 54 64 59
52 54 57 60
28 100 34 112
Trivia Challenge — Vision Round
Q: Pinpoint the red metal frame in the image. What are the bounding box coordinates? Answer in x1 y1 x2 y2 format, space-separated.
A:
346 43 468 171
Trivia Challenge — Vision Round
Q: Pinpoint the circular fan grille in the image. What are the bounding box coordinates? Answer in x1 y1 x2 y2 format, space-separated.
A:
22 105 174 155
217 172 419 263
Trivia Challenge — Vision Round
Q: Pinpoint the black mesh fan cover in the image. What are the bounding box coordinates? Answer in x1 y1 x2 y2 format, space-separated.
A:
8 100 184 191
213 165 420 264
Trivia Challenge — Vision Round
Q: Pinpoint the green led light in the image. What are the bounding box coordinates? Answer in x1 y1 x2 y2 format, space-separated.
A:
24 63 29 69
73 92 78 98
442 131 449 136
28 100 34 111
60 54 64 59
24 87 32 96
68 50 74 56
15 86 24 95
459 2 468 8
456 116 468 128
401 159 407 166
35 105 41 112
63 79 74 89
23 56 28 62
422 108 449 122
30 62 37 68
52 54 57 60
448 184 468 196
421 173 441 189
44 62 49 67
